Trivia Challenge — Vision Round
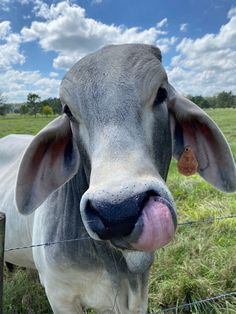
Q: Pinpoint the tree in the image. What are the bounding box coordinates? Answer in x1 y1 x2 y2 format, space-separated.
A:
205 96 217 109
216 91 235 108
27 93 41 117
41 97 62 114
20 104 29 115
0 92 5 105
188 95 210 109
0 104 9 116
42 105 53 116
0 92 8 115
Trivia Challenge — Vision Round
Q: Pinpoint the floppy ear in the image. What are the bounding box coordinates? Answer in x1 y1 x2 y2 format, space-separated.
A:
167 84 236 192
15 114 80 215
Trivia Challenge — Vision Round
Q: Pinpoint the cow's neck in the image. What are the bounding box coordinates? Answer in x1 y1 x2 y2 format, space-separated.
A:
43 163 104 267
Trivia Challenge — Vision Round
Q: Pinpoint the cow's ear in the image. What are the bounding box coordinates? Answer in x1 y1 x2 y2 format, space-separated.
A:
167 84 236 192
15 115 80 215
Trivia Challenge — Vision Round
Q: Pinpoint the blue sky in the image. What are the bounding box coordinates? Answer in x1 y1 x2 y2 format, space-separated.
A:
0 0 236 103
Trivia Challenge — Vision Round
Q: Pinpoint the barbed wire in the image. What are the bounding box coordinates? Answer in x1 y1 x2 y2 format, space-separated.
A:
4 214 236 312
152 291 236 313
178 214 236 226
4 214 236 252
4 236 92 252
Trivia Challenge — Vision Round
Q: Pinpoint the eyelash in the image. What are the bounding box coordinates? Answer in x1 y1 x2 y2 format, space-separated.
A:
153 87 168 106
63 104 74 120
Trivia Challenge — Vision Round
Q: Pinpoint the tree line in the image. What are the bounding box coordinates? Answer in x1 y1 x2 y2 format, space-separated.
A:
19 93 62 117
0 93 62 116
188 91 236 109
0 91 236 116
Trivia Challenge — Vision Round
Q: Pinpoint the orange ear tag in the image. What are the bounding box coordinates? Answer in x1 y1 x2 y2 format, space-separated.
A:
177 146 198 176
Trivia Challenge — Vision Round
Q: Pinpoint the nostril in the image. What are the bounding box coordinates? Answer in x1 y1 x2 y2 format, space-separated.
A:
84 190 159 240
85 200 138 240
84 201 109 240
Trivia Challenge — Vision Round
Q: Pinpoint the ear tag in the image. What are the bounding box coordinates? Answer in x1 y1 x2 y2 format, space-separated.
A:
177 146 198 176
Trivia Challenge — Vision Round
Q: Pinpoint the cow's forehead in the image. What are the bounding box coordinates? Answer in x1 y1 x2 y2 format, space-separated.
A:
60 44 167 113
66 44 163 80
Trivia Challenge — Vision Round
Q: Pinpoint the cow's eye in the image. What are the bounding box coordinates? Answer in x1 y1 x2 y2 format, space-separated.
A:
153 87 167 106
63 104 73 120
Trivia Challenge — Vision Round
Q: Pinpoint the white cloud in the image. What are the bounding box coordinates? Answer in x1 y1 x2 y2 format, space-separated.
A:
2 0 235 101
0 21 11 39
168 8 236 96
21 1 172 70
156 36 177 53
228 7 236 18
0 22 25 69
91 0 103 4
49 71 59 78
33 0 51 19
0 0 30 11
23 14 31 20
0 69 60 102
156 18 168 28
180 23 188 32
0 0 10 11
19 0 31 4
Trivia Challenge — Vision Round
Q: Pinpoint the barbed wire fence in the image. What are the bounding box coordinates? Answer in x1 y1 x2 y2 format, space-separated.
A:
1 213 236 313
153 291 236 313
4 214 236 252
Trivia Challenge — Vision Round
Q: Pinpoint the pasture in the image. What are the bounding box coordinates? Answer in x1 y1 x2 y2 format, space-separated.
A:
1 109 236 313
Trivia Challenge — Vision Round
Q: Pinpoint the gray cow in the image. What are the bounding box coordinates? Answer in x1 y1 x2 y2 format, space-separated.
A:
1 44 236 313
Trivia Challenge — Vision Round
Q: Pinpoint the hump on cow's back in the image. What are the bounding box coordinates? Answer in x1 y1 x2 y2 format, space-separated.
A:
0 134 33 170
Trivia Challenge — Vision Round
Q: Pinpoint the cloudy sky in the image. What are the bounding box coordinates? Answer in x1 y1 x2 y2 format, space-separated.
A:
0 0 236 103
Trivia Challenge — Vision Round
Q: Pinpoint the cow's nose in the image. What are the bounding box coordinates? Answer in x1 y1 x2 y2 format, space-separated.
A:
84 191 155 240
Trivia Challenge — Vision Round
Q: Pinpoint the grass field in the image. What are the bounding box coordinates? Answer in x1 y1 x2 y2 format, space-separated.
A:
0 114 58 138
0 109 236 313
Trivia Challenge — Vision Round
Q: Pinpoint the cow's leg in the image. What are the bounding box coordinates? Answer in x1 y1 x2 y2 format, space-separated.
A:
48 301 83 314
48 300 84 314
44 284 84 314
46 293 84 314
95 280 149 314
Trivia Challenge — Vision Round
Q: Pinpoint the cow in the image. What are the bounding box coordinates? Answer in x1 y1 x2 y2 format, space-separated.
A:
1 44 235 314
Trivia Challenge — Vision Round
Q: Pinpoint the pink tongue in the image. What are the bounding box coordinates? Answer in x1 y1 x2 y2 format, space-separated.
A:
132 197 176 252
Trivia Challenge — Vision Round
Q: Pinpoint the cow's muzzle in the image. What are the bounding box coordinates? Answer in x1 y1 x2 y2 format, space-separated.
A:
82 190 177 252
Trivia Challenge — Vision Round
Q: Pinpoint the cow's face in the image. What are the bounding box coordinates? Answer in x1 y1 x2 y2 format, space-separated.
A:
59 45 177 252
15 44 236 269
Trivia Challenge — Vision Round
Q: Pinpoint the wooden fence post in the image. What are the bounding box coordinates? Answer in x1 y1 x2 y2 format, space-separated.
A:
0 213 5 314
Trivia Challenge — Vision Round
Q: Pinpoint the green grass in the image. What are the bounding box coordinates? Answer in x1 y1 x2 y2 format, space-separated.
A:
4 269 51 314
0 114 57 137
206 108 236 158
1 109 236 313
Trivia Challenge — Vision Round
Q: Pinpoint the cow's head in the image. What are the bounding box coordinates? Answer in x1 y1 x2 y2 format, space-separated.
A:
15 44 236 270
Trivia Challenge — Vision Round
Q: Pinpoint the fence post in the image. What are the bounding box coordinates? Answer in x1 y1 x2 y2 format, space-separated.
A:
0 212 5 314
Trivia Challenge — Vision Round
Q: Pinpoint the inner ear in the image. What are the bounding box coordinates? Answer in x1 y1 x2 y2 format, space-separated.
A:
168 90 236 192
16 115 80 215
